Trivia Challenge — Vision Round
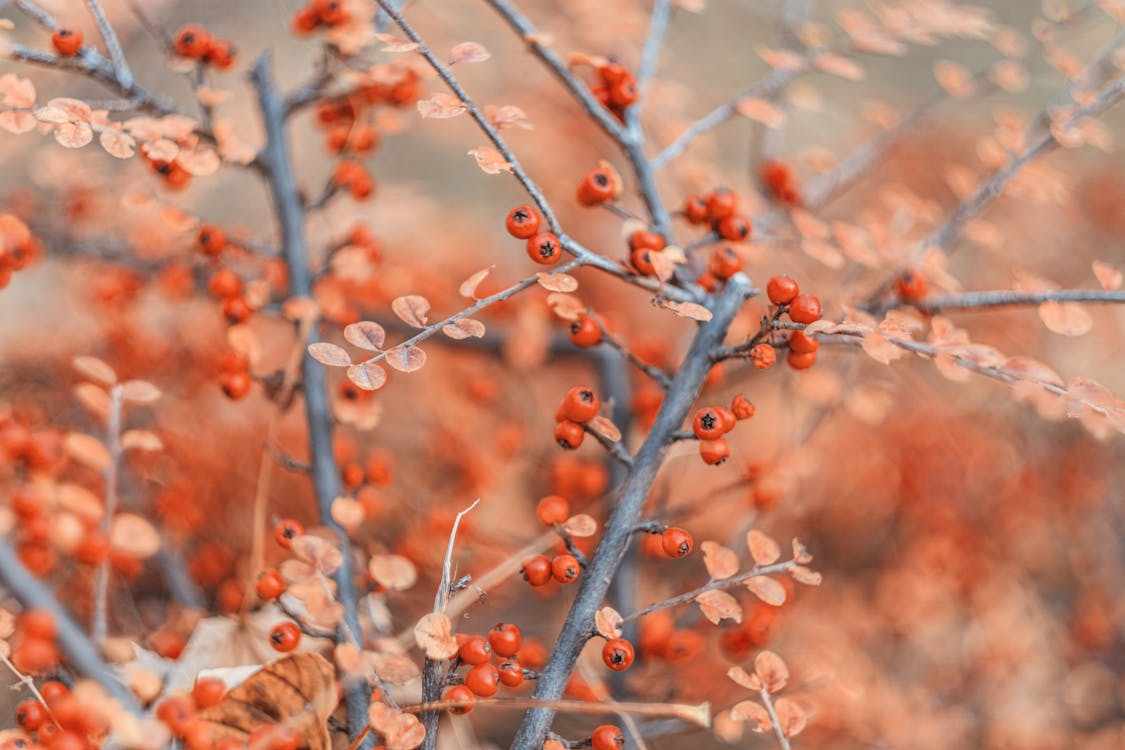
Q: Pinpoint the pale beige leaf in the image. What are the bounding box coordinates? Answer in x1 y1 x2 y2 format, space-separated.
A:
308 342 351 367
712 710 746 742
459 266 493 299
448 41 491 64
736 97 784 127
331 496 364 532
661 300 713 321
291 535 344 576
347 362 387 391
99 128 136 158
120 379 161 403
121 429 163 452
369 555 418 591
384 346 426 373
745 576 787 606
587 416 620 442
442 318 486 340
727 665 761 691
65 432 110 471
467 146 513 174
746 530 781 565
73 355 117 385
814 53 864 80
176 146 220 176
546 293 585 321
374 33 419 53
344 321 386 351
54 122 93 148
695 589 743 624
774 698 808 737
56 483 103 522
0 73 36 108
368 703 425 750
413 612 459 660
110 513 161 558
595 607 623 639
391 295 431 328
791 538 813 564
561 513 597 537
417 93 467 119
48 97 93 122
1039 301 1092 336
754 650 789 693
789 565 823 585
730 700 772 731
862 332 906 364
35 106 68 124
0 110 37 134
1093 261 1122 290
933 59 974 97
536 272 578 293
488 104 533 131
701 541 739 580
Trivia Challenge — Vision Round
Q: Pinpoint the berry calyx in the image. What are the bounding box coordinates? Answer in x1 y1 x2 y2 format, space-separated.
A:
526 232 562 265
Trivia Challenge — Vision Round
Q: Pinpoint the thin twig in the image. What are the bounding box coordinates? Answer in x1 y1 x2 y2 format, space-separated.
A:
91 384 123 644
84 0 133 88
621 560 797 624
906 289 1125 313
759 685 793 750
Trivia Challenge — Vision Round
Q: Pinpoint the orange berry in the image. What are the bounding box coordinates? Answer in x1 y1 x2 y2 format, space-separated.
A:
551 554 581 583
661 527 694 558
536 495 570 526
269 621 301 652
505 205 541 239
463 663 499 697
51 28 83 57
699 438 730 465
749 343 776 370
576 168 618 206
787 350 817 370
525 232 562 265
601 638 635 670
192 677 226 709
592 725 625 750
520 555 552 586
788 294 821 324
766 275 799 305
444 685 474 714
173 24 211 58
731 395 755 420
554 420 585 450
568 314 602 347
895 268 929 300
789 330 819 354
561 386 599 423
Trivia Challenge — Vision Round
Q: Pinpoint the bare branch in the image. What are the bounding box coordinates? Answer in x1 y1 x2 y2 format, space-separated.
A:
621 559 797 624
83 0 133 88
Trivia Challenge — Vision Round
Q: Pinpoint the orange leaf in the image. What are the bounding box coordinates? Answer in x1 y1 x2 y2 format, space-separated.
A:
384 346 427 373
417 93 467 119
789 565 822 586
448 41 491 64
65 433 110 471
727 665 761 690
391 295 431 328
73 355 117 385
1039 301 1092 336
701 541 739 580
695 589 743 624
110 513 161 559
459 266 493 299
595 607 623 639
746 530 781 565
414 612 459 660
120 379 161 404
753 650 788 693
745 576 787 606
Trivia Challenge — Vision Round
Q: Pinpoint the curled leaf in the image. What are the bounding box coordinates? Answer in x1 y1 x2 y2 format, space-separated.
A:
391 295 431 328
791 538 813 564
727 665 761 691
414 612 459 660
774 698 808 738
442 318 486 340
588 416 621 442
789 565 822 585
417 93 467 119
661 300 713 322
561 513 597 537
368 702 426 750
459 266 493 299
595 607 623 639
468 146 513 174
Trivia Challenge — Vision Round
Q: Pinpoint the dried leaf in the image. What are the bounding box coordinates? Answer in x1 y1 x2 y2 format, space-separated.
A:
308 342 351 367
789 566 822 586
862 332 906 364
120 379 161 404
730 700 771 731
1039 301 1092 336
459 266 493 299
442 318 486 340
374 33 419 53
391 295 431 328
0 110 37 134
701 541 739 580
745 576 787 606
0 73 36 108
384 346 426 373
736 97 784 127
546 292 585 321
344 321 387 351
754 651 789 692
99 128 136 158
746 530 781 566
488 104 533 131
110 513 161 558
347 362 387 391
449 41 491 64
561 513 597 537
56 483 103 522
536 272 579 293
121 429 163 452
727 665 761 691
417 93 467 119
368 555 417 591
368 702 426 750
791 538 813 564
65 432 110 471
773 698 807 737
331 496 364 532
595 607 623 639
414 612 459 660
587 416 620 442
661 300 713 321
73 355 117 385
1093 261 1122 290
814 53 865 80
290 535 343 576
197 654 337 750
695 589 743 624
177 146 220 176
467 146 513 174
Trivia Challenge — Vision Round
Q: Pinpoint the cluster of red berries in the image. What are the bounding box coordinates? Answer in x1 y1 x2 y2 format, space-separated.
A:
521 551 582 586
760 160 801 206
155 678 302 750
575 165 622 207
505 204 561 265
589 61 638 119
697 245 744 292
1 214 40 290
50 28 83 57
217 349 252 401
292 0 351 33
766 275 823 370
554 385 600 450
262 519 308 653
682 188 753 243
142 151 193 190
9 610 60 676
14 679 108 749
206 265 253 326
172 24 237 70
332 160 375 200
312 66 419 170
443 624 527 712
625 228 665 277
691 395 754 465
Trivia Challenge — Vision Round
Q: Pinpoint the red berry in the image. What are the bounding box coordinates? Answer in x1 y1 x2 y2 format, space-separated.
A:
521 555 552 587
463 662 499 697
173 24 211 58
592 725 625 750
691 407 725 440
497 659 524 687
788 330 819 354
273 518 304 549
709 246 743 280
196 224 227 256
714 406 737 433
699 438 730 465
551 554 581 583
15 699 47 731
506 205 541 239
568 315 602 347
554 420 585 450
895 268 928 300
269 622 301 652
488 623 522 658
715 213 752 242
630 247 658 276
51 28 83 57
787 350 817 370
204 38 237 70
192 677 226 708
20 609 57 640
766 275 799 305
458 636 491 666
788 294 821 324
628 230 665 252
444 685 474 714
705 188 737 220
682 195 709 225
536 495 570 526
576 168 618 206
562 386 599 423
731 395 755 420
220 370 252 400
526 232 562 265
601 638 635 671
255 568 286 600
661 527 694 558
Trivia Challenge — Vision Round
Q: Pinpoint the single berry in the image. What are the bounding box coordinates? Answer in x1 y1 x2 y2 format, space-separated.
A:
895 268 928 300
709 246 743 280
269 622 301 652
51 28 83 57
766 275 799 305
196 224 227 256
788 294 821 324
682 195 709 225
273 518 304 549
526 232 562 265
601 638 635 671
628 230 665 252
551 554 580 583
497 659 524 687
788 330 819 354
630 247 658 276
692 407 725 441
255 568 286 600
699 438 731 465
463 662 499 697
749 343 776 370
568 314 603 347
591 725 625 750
444 685 474 714
192 677 226 708
536 495 570 526
562 386 599 423
576 168 618 206
787 350 817 370
173 24 212 58
521 555 552 586
731 395 755 420
716 213 752 242
488 623 522 658
705 188 737 220
15 699 47 731
554 420 585 450
458 636 491 666
661 527 694 558
505 205 541 239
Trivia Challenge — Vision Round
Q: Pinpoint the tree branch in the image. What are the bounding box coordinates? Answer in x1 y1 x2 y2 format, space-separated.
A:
83 0 133 89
